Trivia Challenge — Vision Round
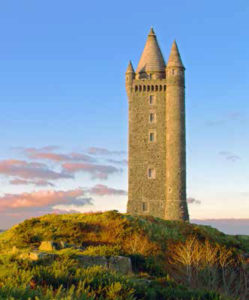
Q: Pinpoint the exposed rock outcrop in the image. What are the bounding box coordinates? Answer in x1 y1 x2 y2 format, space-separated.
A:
39 241 60 251
108 256 132 275
29 252 57 261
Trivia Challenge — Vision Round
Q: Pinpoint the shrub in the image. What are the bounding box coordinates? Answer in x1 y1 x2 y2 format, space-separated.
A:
166 235 247 299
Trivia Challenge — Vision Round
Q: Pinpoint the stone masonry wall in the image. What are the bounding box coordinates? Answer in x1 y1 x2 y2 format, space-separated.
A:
164 68 189 220
127 79 166 218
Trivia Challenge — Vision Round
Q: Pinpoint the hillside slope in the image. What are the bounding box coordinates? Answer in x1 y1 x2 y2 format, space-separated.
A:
0 211 248 299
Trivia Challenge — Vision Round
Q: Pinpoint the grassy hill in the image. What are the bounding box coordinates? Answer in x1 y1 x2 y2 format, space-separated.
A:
0 211 248 299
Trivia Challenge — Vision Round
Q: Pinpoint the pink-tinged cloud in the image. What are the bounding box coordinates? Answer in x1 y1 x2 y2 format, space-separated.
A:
62 162 120 179
87 147 126 156
0 159 72 180
10 179 55 187
25 148 95 163
89 184 127 196
0 189 90 212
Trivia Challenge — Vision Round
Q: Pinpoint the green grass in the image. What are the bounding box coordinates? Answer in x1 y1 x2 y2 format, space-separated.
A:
0 254 228 300
1 211 248 253
0 211 247 299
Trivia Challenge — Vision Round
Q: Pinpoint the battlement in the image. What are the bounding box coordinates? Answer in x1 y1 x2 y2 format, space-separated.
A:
132 81 167 93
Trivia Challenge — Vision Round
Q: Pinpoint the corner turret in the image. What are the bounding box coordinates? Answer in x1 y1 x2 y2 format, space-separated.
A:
165 40 189 221
125 61 135 96
167 40 184 68
166 41 185 87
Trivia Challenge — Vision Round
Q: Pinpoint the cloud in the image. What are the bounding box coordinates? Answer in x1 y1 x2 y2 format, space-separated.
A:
88 184 127 196
0 188 90 212
9 179 55 187
0 159 72 180
192 219 249 235
219 151 241 162
206 120 226 126
206 111 244 127
187 197 201 205
36 146 60 152
25 148 95 163
12 145 59 152
62 162 120 179
87 147 126 156
106 159 128 165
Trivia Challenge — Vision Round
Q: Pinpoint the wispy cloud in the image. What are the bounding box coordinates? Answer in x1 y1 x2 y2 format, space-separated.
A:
187 197 201 205
88 184 127 196
9 179 55 187
206 111 244 126
0 188 90 212
0 159 72 180
62 162 120 179
106 159 128 165
219 151 241 162
87 147 126 156
24 147 95 163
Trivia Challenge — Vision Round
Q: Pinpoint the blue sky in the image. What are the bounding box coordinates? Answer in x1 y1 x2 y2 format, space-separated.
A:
0 1 248 233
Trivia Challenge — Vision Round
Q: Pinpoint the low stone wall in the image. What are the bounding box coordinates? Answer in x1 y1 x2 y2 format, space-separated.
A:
21 251 133 275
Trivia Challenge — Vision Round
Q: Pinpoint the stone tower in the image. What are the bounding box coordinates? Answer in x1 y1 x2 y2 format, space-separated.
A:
126 28 189 221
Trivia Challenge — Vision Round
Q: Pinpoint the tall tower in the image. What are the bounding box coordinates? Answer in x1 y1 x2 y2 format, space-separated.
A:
126 28 189 221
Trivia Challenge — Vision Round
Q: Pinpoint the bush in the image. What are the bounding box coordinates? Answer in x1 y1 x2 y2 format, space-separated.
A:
0 212 247 299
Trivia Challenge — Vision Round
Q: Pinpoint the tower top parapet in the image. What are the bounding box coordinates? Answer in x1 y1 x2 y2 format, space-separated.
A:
136 28 166 75
167 40 184 68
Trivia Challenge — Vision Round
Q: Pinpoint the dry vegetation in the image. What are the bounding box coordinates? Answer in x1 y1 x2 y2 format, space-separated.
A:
0 211 248 299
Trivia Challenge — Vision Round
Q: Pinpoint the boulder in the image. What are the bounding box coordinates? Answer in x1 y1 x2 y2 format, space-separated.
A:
108 256 132 275
77 255 108 268
39 241 59 251
29 252 57 261
58 241 68 249
19 253 30 260
76 255 133 275
11 246 18 254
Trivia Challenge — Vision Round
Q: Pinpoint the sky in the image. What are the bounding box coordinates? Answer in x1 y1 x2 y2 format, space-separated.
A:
0 1 248 234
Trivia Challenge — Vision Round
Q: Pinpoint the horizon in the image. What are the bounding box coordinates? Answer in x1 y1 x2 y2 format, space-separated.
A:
1 214 249 236
0 1 248 234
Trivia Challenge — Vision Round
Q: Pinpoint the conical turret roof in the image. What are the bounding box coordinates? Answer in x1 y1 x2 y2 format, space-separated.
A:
126 61 135 73
136 28 166 73
167 40 184 68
